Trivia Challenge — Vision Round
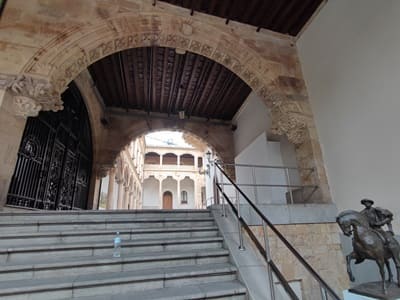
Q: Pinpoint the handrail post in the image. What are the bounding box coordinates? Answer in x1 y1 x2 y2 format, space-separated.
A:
236 189 245 251
219 166 226 217
320 285 328 300
285 168 294 204
213 161 218 206
262 220 276 300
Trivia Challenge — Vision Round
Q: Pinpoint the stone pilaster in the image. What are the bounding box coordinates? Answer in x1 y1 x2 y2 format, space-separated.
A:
106 169 116 209
0 92 27 207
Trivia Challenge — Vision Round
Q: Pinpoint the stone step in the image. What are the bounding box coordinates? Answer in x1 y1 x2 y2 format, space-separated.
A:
0 236 224 264
0 226 219 247
0 217 215 233
0 263 238 300
0 209 211 222
0 248 230 281
68 280 247 300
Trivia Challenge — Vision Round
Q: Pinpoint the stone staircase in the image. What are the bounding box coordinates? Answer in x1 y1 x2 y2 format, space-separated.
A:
0 209 247 300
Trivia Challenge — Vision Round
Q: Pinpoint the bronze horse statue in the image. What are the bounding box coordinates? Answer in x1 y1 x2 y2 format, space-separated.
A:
337 210 400 294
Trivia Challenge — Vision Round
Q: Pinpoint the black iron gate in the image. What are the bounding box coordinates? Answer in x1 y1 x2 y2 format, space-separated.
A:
7 82 92 210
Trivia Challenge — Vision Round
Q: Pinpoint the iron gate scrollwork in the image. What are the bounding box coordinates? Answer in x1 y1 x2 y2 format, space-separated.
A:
7 82 93 210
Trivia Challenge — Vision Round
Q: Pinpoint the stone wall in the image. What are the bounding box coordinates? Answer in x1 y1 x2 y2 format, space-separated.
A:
0 92 26 208
252 223 349 299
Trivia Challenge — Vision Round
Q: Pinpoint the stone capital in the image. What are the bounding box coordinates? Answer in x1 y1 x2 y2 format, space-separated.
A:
0 73 63 117
269 100 309 145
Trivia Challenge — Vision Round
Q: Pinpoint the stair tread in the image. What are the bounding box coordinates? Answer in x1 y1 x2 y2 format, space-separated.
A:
0 236 224 253
0 209 211 217
0 248 230 272
68 280 247 300
0 263 237 294
0 225 219 239
0 216 215 226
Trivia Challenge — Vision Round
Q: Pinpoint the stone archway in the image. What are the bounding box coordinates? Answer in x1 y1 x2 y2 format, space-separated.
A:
0 1 331 204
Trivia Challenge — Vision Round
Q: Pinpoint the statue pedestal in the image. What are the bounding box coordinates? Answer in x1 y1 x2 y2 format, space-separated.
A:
345 282 400 299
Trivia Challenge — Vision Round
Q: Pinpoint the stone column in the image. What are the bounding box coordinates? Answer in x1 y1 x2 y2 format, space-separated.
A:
177 155 181 166
159 178 163 208
177 178 181 205
194 178 198 208
92 177 102 210
123 186 129 209
117 180 124 209
159 155 163 166
106 169 115 209
129 191 134 210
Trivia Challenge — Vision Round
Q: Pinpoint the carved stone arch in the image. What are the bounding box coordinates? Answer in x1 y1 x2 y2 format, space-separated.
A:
17 12 292 111
0 7 331 203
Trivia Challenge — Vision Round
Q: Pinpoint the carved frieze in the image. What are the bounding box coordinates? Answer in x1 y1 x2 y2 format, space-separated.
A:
0 73 63 117
269 100 309 145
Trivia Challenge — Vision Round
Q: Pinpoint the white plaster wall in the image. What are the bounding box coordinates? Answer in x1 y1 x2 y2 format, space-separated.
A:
179 177 195 209
143 177 159 209
298 0 400 231
233 92 271 156
234 132 288 204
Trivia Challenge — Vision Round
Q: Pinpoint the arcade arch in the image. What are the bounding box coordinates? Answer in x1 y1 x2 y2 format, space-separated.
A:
0 0 330 207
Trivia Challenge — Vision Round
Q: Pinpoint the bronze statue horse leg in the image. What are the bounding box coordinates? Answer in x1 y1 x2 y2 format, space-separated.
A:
385 260 393 282
376 259 387 294
346 252 357 282
391 247 400 287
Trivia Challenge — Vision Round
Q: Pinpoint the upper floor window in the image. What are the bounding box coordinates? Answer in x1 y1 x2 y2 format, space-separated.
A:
144 152 160 164
181 190 188 204
163 153 178 165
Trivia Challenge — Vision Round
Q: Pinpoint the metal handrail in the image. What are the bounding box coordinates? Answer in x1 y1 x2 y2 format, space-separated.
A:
214 162 341 300
220 162 314 171
217 185 299 300
219 183 318 189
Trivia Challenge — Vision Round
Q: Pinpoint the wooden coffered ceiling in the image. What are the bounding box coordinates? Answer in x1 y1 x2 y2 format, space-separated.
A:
158 0 325 36
89 47 251 121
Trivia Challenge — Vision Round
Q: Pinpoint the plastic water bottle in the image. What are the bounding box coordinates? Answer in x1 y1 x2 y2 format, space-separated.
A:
113 232 121 257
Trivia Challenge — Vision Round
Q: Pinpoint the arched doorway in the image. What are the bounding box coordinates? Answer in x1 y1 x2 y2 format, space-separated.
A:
162 191 173 209
6 82 92 210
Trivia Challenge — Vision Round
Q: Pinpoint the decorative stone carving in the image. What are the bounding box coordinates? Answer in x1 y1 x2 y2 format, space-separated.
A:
181 21 193 36
269 100 308 145
13 96 42 117
0 73 63 117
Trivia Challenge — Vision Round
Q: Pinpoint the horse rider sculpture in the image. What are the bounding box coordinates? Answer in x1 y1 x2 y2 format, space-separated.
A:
337 199 400 294
360 198 394 243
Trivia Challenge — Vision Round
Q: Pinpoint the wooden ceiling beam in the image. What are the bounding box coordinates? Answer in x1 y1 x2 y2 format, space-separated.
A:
210 72 235 117
159 48 170 112
192 62 219 117
117 51 130 111
187 59 212 118
200 63 223 116
166 53 182 115
279 0 312 34
242 0 262 22
142 48 150 112
271 0 301 33
171 51 189 115
130 49 144 109
259 0 286 30
179 53 202 112
150 47 158 112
